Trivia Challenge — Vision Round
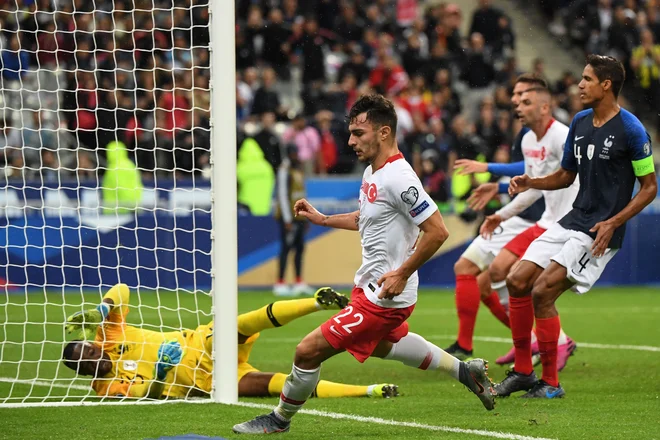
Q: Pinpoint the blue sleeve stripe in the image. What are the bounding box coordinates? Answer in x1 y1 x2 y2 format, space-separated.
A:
498 182 509 194
487 161 525 176
621 108 653 161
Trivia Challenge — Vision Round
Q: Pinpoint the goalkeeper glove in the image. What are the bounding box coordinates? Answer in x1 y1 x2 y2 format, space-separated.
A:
156 340 184 381
65 303 111 340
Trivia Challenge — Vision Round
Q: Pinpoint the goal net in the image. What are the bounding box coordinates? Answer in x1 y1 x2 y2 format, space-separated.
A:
0 0 236 406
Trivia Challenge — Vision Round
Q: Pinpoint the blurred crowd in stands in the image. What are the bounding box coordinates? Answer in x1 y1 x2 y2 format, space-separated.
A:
0 0 658 214
536 0 660 138
235 0 588 215
0 0 210 183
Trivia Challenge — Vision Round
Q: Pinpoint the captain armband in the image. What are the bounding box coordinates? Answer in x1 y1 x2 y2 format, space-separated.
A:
632 156 655 177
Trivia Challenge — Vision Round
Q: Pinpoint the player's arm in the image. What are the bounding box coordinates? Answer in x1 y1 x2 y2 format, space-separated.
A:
496 189 542 220
399 211 449 279
294 198 359 231
66 284 131 340
479 189 543 239
378 211 448 300
454 158 525 177
509 168 577 195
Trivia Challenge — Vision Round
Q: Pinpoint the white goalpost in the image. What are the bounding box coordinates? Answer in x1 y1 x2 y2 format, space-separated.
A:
0 0 237 407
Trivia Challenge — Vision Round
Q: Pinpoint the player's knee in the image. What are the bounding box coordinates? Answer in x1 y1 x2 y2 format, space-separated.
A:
531 278 556 314
489 263 508 284
454 258 479 276
506 270 530 298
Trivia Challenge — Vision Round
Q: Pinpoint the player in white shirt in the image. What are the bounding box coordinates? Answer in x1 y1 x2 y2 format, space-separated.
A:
233 94 496 435
478 87 579 397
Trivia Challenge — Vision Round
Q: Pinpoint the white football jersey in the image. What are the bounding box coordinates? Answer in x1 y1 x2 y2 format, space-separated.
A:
354 153 438 308
500 120 579 229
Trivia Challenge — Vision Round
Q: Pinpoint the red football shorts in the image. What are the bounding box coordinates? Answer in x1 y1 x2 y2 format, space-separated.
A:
503 224 547 257
320 286 415 363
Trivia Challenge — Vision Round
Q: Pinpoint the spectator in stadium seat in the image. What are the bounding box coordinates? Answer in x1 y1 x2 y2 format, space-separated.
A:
470 0 503 46
251 67 285 118
335 3 365 43
419 149 450 212
261 9 292 81
461 33 496 120
631 28 660 136
282 114 321 176
337 46 369 86
235 28 257 71
0 34 30 109
314 110 338 175
253 112 283 172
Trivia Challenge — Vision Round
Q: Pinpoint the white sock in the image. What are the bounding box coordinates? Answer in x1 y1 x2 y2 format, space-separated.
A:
274 364 320 421
384 332 460 380
491 280 509 308
531 330 538 344
558 328 568 345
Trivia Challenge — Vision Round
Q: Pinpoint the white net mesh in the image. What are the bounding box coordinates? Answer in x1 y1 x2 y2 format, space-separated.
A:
0 0 215 405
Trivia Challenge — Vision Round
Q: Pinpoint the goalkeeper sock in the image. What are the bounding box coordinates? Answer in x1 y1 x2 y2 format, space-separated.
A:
274 364 320 421
268 373 368 398
314 381 368 398
237 298 319 336
384 332 460 380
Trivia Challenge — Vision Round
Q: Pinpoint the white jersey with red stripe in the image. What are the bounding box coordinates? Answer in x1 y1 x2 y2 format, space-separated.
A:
512 119 579 229
354 153 438 309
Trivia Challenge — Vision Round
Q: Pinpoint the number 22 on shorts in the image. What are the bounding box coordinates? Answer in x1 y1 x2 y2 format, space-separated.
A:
330 305 364 335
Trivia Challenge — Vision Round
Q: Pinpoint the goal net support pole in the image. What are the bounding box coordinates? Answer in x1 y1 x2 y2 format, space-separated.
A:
209 0 238 404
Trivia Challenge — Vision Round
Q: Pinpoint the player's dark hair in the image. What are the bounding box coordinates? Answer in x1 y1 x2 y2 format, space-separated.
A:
514 73 548 90
586 54 625 97
62 340 83 373
347 94 398 137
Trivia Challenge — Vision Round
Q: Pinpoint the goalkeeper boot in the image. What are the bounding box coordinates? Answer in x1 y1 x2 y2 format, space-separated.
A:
314 287 349 310
368 384 400 398
232 412 290 435
458 359 496 411
493 369 538 397
445 341 473 361
520 380 565 399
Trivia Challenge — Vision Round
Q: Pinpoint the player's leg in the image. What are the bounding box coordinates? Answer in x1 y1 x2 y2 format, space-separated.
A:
494 260 544 396
449 252 484 358
483 248 519 328
233 326 342 434
246 371 399 398
237 287 347 337
518 261 573 398
274 219 293 296
372 333 496 411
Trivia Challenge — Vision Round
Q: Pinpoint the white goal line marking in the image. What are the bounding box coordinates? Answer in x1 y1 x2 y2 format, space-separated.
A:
0 390 556 440
236 401 557 440
0 378 90 391
264 335 660 352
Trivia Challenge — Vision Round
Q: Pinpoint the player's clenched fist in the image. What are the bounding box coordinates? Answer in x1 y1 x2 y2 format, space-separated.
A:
156 340 183 380
294 198 325 225
509 174 531 196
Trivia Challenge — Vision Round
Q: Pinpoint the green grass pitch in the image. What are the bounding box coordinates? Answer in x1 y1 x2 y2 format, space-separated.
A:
1 287 659 439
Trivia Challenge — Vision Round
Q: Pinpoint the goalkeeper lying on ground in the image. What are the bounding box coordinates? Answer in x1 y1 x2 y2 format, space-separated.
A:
62 284 398 400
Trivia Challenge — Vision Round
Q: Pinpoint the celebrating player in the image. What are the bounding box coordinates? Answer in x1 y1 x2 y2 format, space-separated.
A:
62 283 399 399
446 74 576 369
233 94 496 435
500 55 657 398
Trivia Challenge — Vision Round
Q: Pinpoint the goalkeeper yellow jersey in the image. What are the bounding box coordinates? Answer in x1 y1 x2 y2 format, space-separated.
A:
91 285 213 399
